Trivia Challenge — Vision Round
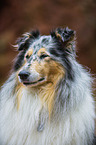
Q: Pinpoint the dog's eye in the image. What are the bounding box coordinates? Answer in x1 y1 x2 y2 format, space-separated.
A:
40 54 49 59
26 54 30 59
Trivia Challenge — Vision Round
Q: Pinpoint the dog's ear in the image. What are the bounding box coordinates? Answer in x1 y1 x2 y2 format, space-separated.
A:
16 30 40 51
51 27 76 55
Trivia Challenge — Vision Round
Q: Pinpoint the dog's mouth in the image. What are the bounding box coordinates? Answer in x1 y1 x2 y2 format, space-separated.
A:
22 77 46 86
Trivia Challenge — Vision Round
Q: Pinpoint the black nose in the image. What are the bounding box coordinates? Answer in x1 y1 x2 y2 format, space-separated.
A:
18 70 30 80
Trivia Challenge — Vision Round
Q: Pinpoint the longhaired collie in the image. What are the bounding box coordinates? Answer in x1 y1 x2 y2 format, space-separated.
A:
0 27 95 145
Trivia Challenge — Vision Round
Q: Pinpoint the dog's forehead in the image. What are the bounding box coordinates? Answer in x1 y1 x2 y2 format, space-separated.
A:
29 35 54 53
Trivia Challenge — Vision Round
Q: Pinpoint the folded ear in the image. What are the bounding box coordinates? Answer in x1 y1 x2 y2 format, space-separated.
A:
16 30 40 51
51 27 76 55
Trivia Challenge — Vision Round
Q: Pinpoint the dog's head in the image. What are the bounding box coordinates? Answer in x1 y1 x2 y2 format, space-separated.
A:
14 28 76 88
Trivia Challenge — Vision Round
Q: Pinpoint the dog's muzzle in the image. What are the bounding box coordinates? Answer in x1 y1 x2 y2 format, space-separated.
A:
18 70 45 86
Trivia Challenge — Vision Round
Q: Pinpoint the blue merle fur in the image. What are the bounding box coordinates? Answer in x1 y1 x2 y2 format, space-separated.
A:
13 30 40 71
14 28 75 81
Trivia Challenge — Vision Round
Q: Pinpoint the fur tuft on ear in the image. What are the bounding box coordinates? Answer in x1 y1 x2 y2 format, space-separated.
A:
51 27 76 55
56 27 75 42
16 30 40 51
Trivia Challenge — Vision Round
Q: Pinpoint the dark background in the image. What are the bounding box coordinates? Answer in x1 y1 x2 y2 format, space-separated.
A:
0 0 96 97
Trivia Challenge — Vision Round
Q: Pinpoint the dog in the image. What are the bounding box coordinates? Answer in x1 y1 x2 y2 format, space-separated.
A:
0 27 95 145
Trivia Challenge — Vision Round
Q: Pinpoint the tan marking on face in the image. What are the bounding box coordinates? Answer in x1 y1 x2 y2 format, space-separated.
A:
37 48 47 56
34 59 65 84
25 49 33 60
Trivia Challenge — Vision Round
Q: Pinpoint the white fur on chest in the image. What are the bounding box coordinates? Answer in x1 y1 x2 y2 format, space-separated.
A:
0 85 95 145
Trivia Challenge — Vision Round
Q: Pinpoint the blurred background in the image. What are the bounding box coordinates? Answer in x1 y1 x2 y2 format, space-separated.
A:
0 0 96 97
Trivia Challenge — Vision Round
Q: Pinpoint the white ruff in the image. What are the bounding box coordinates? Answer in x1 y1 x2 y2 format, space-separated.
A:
0 67 95 145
